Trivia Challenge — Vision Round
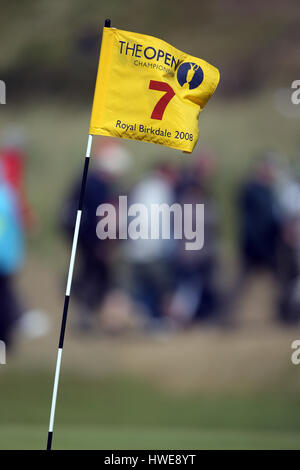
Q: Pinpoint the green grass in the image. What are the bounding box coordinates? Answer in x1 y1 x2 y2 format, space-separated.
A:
2 424 300 450
0 371 300 449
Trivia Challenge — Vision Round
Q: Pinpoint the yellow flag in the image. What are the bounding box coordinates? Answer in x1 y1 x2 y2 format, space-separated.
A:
89 27 220 153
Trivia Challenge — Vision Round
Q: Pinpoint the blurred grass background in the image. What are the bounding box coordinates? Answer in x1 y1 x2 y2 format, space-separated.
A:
0 0 300 450
1 371 300 449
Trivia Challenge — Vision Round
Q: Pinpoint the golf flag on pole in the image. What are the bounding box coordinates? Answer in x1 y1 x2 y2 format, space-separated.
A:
46 20 219 452
89 27 220 153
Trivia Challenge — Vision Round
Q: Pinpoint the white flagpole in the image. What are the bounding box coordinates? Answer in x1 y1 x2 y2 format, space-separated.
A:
46 133 93 450
46 18 111 451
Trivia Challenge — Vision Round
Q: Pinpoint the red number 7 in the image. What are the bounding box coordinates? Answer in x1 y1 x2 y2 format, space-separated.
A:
149 80 175 120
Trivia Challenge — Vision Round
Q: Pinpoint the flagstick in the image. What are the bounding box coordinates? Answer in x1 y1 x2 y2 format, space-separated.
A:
46 134 93 450
46 18 111 451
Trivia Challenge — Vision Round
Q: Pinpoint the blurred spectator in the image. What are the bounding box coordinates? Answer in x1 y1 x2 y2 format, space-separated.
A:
276 162 300 323
230 153 281 319
125 162 178 328
238 154 280 271
0 129 35 230
168 151 220 325
0 164 24 347
61 137 130 331
0 130 51 342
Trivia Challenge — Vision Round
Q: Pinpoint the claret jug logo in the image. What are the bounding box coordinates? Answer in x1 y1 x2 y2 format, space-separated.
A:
177 62 204 90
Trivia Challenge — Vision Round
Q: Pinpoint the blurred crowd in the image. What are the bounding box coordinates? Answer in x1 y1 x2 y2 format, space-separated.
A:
60 139 300 334
1 135 300 345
